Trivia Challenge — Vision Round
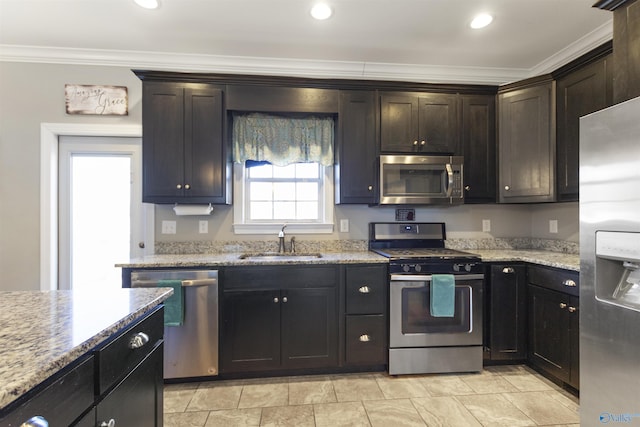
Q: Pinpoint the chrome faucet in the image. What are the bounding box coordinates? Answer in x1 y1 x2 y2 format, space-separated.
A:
278 225 287 253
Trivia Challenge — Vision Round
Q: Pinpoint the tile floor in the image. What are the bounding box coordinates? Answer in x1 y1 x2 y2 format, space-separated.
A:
163 365 580 427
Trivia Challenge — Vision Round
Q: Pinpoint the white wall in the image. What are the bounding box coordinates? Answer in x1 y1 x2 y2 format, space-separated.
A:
0 61 579 291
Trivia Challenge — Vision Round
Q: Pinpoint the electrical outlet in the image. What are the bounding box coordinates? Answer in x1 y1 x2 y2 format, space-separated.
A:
549 220 558 234
482 219 491 232
340 219 349 233
161 220 176 234
199 220 208 234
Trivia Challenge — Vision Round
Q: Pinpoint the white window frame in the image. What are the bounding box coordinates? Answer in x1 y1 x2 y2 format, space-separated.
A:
233 162 334 234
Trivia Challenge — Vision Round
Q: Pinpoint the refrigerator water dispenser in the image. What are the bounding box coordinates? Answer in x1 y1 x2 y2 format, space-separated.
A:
595 231 640 312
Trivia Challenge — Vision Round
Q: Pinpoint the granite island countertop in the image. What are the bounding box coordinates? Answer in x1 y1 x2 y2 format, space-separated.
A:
0 288 173 410
116 249 579 271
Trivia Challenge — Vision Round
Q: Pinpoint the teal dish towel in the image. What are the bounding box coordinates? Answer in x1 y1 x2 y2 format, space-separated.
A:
430 274 455 317
159 279 184 326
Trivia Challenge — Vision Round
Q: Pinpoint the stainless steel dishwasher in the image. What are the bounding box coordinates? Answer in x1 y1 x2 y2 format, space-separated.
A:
131 269 218 379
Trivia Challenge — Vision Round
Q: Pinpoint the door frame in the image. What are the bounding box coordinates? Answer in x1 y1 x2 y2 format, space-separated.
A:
40 123 152 291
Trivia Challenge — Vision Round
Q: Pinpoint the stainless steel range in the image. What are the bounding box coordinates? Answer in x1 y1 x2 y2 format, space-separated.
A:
369 222 484 375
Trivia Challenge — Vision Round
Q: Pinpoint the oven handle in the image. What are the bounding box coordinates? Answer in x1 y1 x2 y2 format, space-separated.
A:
390 274 485 282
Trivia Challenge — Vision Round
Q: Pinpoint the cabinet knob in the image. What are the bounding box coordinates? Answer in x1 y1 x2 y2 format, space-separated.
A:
559 302 567 309
138 242 145 249
100 420 116 427
184 184 191 190
128 332 150 349
359 334 371 342
273 297 279 303
568 306 577 313
502 267 515 274
358 286 371 293
282 296 288 303
465 185 471 191
20 416 48 427
413 140 418 146
420 140 426 146
368 185 373 191
504 185 510 191
176 184 182 189
563 279 577 287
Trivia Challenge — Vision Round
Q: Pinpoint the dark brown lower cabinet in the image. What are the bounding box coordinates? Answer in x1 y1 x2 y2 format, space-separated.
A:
528 284 579 389
95 343 164 427
486 264 527 361
221 266 338 374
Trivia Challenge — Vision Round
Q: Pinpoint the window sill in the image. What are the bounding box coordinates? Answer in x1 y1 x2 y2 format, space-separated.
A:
232 223 334 235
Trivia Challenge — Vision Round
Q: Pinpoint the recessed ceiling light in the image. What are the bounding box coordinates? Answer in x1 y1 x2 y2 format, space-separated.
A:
134 0 159 10
470 13 493 29
311 3 333 20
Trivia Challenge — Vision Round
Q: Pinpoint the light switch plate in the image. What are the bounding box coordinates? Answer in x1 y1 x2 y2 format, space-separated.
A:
549 220 558 233
161 220 176 234
482 219 491 232
340 219 349 232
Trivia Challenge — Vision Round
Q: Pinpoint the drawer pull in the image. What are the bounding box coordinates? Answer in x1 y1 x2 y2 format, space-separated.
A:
359 334 371 342
559 303 567 309
128 332 150 349
100 419 116 427
502 267 515 274
563 279 577 287
20 416 48 427
568 306 577 313
358 286 371 294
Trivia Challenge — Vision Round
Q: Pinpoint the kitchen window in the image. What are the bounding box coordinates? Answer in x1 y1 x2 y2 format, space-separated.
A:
232 113 335 234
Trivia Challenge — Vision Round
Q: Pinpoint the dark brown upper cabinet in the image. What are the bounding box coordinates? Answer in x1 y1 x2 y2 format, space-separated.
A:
555 51 613 201
461 94 497 203
498 78 556 203
142 81 230 204
380 92 459 154
336 90 378 204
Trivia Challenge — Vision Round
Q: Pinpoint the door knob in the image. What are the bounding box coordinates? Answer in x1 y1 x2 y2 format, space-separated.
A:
559 302 567 309
504 185 510 191
138 242 145 249
184 184 191 190
176 184 182 189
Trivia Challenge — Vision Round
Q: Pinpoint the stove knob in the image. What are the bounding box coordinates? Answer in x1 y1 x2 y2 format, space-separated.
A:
453 264 460 272
464 264 472 272
414 264 422 273
402 264 411 273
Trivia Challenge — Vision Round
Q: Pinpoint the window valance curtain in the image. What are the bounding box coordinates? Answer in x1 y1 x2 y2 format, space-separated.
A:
232 113 334 166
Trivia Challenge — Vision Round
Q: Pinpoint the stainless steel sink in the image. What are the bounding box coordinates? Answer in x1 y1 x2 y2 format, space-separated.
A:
238 252 323 261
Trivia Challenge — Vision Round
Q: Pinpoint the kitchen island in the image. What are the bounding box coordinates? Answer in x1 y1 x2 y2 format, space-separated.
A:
0 287 172 426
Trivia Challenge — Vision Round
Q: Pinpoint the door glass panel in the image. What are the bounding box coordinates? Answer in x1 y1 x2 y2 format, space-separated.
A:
70 155 131 291
401 286 471 334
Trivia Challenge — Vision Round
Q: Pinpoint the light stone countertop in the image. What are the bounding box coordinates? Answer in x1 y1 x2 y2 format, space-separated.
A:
0 288 173 410
117 249 579 271
466 249 580 271
116 251 389 268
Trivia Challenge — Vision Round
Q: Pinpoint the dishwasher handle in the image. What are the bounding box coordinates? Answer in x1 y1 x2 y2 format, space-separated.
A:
132 278 218 288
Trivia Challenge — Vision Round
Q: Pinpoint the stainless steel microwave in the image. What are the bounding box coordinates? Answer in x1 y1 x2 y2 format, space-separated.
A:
379 155 464 205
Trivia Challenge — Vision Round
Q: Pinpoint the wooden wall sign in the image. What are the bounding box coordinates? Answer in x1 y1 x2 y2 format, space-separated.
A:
65 84 128 115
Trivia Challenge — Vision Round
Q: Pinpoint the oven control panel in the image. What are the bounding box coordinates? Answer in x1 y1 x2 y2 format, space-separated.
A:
391 261 483 275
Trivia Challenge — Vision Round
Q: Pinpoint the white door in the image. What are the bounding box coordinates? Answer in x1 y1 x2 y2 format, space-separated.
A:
58 136 151 291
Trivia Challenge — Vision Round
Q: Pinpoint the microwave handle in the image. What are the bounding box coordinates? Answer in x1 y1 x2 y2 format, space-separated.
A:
445 164 454 197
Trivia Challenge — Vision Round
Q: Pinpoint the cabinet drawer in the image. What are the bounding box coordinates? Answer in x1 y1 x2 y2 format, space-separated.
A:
95 307 163 395
345 266 387 314
224 265 337 290
345 315 387 365
528 266 579 297
0 355 94 427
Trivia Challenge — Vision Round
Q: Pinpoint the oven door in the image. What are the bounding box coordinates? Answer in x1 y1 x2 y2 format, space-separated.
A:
389 274 483 348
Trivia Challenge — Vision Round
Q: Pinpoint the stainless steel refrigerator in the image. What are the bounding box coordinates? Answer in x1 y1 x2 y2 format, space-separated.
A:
580 95 640 425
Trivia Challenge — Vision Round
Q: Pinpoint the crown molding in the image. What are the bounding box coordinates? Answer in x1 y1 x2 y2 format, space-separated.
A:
529 19 613 77
0 20 613 86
